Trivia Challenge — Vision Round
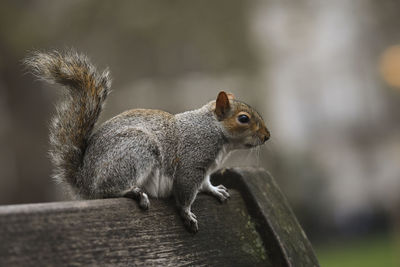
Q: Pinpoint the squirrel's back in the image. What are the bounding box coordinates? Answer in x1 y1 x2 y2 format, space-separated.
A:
79 108 180 198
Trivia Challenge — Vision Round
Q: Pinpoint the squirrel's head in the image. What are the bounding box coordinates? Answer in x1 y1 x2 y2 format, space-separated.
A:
213 91 270 149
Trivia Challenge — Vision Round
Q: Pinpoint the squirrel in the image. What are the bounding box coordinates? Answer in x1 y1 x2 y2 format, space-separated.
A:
25 50 270 233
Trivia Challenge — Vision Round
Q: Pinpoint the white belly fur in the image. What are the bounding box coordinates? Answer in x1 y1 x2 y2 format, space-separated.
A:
142 169 174 198
205 145 231 181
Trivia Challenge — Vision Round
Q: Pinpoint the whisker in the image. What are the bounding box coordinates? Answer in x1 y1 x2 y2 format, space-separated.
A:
244 147 253 165
252 148 257 167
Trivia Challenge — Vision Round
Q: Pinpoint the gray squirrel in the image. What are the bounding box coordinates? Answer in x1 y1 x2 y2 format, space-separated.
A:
26 50 270 233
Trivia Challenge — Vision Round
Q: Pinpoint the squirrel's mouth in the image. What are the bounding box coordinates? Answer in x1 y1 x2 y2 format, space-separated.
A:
245 143 257 148
245 137 266 148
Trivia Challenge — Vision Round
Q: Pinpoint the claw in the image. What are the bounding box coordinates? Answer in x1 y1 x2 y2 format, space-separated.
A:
217 185 227 191
139 192 150 210
212 184 230 202
181 209 199 233
123 187 150 210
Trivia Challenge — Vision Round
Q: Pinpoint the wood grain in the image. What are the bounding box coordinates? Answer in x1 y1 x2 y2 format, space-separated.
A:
213 168 320 267
0 167 320 267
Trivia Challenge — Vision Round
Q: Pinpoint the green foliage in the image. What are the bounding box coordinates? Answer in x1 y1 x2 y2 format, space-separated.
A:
316 234 399 267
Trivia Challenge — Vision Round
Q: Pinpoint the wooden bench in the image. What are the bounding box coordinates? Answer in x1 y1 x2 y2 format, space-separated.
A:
0 167 320 266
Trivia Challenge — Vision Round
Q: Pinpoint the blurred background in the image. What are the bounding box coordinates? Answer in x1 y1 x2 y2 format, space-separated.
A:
1 1 399 266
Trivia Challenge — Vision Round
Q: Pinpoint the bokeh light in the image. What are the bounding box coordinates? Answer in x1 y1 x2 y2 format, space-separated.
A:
380 45 400 89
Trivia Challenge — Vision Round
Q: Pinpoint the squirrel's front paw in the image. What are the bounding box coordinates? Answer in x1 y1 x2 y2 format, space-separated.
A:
211 184 230 203
181 210 198 233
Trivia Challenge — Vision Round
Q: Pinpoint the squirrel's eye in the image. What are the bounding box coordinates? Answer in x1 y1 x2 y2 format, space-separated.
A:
238 114 250 123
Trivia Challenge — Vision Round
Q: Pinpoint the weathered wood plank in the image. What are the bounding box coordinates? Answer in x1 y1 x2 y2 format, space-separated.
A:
0 193 270 266
0 167 319 267
212 168 320 267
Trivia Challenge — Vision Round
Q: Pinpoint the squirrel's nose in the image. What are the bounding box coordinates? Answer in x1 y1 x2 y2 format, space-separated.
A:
262 132 270 143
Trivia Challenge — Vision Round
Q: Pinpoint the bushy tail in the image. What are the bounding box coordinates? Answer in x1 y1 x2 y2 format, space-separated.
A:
25 50 111 192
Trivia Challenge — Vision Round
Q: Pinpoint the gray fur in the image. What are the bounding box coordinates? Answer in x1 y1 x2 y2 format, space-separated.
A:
25 50 111 196
26 50 269 233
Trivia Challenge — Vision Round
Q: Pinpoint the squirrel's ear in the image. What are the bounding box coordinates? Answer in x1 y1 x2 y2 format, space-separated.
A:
226 92 235 100
215 91 231 119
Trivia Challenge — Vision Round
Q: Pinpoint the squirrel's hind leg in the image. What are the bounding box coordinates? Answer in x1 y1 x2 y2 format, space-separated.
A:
123 186 150 210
